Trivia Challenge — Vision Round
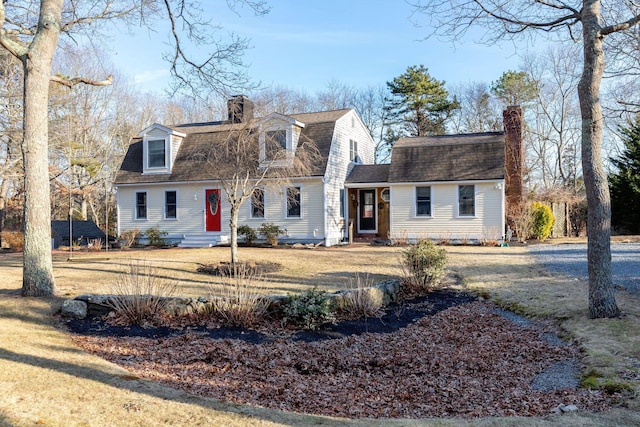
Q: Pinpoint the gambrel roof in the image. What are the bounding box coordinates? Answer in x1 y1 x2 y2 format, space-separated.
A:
115 109 351 185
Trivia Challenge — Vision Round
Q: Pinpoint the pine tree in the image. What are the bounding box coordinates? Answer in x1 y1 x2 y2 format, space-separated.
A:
610 119 640 234
386 65 459 138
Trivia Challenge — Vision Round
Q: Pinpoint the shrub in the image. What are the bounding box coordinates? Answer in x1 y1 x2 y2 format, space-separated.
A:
237 225 257 246
118 228 140 248
531 202 554 241
1 231 24 251
106 261 177 326
259 223 283 246
209 265 268 328
284 287 335 330
88 238 103 252
400 239 447 290
509 203 534 242
341 273 384 319
144 226 167 247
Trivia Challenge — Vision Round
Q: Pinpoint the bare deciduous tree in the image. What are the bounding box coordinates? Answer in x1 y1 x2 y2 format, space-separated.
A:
449 81 502 133
0 0 268 296
524 45 582 191
411 0 640 318
193 121 319 264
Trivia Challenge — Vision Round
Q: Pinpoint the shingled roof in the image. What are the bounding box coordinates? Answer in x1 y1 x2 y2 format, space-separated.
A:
345 164 390 184
115 109 351 185
51 220 106 240
388 132 505 183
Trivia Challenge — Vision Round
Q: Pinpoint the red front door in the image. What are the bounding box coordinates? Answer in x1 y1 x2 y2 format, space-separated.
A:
205 189 221 232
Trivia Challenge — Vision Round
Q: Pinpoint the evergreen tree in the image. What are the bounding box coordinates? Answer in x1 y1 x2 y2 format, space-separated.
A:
490 70 538 107
386 65 459 139
609 119 640 234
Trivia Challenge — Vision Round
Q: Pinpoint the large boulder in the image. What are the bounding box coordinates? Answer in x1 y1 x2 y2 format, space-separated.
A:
61 299 87 319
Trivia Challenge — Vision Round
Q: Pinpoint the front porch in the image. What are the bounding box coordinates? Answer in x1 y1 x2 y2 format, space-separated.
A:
346 187 390 241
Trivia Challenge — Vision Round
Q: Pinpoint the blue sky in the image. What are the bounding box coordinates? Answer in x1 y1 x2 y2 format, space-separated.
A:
111 1 528 95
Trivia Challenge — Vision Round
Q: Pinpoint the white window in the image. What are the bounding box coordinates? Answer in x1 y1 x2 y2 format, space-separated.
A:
339 189 345 218
286 186 301 218
165 190 177 219
251 188 265 219
416 186 432 217
148 139 166 168
349 139 358 162
135 192 147 220
458 185 475 216
266 130 287 160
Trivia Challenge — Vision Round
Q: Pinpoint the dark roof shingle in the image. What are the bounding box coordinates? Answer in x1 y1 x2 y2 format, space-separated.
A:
345 164 390 184
388 132 505 183
51 220 105 239
115 110 350 185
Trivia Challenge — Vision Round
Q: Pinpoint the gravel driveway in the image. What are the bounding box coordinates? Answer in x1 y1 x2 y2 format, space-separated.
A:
527 243 640 295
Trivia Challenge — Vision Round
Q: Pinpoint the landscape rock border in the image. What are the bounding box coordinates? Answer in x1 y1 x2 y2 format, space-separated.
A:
63 279 402 320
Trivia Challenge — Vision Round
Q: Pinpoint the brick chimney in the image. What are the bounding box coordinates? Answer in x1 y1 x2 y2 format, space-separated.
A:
503 106 524 233
227 95 254 123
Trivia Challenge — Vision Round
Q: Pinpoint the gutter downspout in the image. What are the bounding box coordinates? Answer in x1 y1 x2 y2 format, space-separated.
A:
322 177 328 246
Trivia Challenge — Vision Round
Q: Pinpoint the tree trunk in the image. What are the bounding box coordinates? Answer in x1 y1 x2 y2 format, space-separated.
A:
21 0 63 296
229 204 239 265
578 0 619 318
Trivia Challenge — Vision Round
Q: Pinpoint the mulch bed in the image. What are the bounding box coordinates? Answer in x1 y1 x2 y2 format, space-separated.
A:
67 288 610 419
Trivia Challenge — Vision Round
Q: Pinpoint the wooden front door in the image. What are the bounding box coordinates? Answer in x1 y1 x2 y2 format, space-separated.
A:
358 189 376 232
205 189 221 232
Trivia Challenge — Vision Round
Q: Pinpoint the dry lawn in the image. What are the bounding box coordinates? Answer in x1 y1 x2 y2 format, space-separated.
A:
0 243 639 426
42 245 403 297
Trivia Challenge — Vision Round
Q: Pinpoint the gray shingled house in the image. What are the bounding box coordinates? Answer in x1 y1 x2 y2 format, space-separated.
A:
115 97 521 246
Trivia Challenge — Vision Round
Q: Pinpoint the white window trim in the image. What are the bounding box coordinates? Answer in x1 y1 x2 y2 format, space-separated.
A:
259 127 292 167
349 139 358 162
143 135 170 174
284 185 303 219
249 187 266 219
164 189 178 220
414 186 433 218
457 184 477 218
135 190 148 221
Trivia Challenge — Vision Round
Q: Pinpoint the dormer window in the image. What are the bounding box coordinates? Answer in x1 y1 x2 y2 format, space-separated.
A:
259 113 305 167
148 139 166 168
266 130 287 160
139 124 186 174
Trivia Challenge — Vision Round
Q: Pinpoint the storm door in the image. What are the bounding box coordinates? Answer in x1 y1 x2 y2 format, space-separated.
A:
358 189 376 233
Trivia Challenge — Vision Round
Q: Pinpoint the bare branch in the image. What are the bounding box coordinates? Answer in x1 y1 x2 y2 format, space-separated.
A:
0 3 28 58
50 73 113 88
602 12 640 35
471 0 580 33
